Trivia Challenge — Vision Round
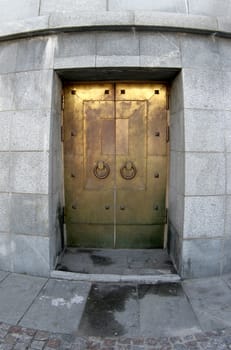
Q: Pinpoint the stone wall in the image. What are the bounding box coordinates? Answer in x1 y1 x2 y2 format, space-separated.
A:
0 35 56 275
169 34 231 277
0 0 231 22
0 0 231 277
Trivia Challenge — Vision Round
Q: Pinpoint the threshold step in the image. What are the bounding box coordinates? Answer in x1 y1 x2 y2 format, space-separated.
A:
50 270 181 284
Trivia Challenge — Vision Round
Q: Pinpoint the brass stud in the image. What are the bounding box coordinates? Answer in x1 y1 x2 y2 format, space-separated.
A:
120 89 126 94
154 173 159 178
71 90 76 95
105 90 110 95
155 131 160 137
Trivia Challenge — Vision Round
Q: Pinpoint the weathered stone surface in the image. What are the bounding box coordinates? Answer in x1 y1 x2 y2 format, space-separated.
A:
182 239 222 278
134 11 218 31
96 32 139 56
169 72 184 113
181 34 220 68
40 0 107 14
184 109 225 152
20 279 91 333
225 111 231 152
219 38 231 69
96 55 140 67
170 111 184 152
223 71 231 110
14 70 53 110
225 196 231 236
54 55 95 69
10 110 50 151
0 8 228 43
168 223 182 272
0 153 10 192
183 68 223 110
0 41 17 74
183 277 231 330
0 74 15 112
218 15 231 34
188 0 231 17
108 0 187 13
222 238 231 274
168 192 184 234
0 15 49 39
0 233 12 271
16 36 54 71
183 196 225 239
0 112 10 151
140 32 181 68
185 153 225 195
10 152 49 194
0 0 39 23
55 32 96 58
49 73 63 269
169 151 184 194
0 271 9 282
0 273 47 324
10 194 49 236
13 235 50 276
0 193 10 233
49 11 134 28
139 284 201 337
226 154 231 195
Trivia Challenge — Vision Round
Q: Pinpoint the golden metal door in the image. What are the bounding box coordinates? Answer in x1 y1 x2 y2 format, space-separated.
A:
63 83 168 248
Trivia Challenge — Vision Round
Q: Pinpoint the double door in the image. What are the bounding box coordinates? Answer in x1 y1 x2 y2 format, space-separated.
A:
63 83 168 248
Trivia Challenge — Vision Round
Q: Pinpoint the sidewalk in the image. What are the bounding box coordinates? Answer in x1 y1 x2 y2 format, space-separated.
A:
1 271 231 349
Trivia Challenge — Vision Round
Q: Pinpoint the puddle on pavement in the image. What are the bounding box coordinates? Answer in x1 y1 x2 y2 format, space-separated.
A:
78 284 138 337
90 254 113 266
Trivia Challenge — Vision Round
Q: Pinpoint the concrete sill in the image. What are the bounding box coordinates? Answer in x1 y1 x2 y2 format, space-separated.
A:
50 270 181 284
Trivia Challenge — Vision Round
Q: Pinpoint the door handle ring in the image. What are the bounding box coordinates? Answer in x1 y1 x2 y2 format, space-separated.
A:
120 161 137 180
93 160 110 179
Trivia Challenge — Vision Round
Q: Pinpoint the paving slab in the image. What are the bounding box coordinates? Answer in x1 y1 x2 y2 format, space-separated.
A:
0 273 47 324
0 271 9 282
138 283 201 337
78 283 139 337
183 277 231 331
222 273 231 288
20 279 91 334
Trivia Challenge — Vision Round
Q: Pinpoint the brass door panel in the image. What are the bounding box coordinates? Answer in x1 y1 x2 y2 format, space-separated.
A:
64 83 115 247
63 83 168 248
115 84 167 248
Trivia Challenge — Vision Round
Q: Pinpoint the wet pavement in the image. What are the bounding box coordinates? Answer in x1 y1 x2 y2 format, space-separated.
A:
1 271 231 349
78 283 200 338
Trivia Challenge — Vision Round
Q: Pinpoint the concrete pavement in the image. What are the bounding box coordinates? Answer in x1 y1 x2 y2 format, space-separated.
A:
1 271 231 348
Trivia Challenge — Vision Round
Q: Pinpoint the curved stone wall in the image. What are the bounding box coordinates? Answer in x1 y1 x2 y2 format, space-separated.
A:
1 0 231 23
0 0 231 41
0 0 231 278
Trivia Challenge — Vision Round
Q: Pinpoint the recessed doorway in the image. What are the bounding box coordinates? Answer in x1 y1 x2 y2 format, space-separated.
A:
63 82 169 249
